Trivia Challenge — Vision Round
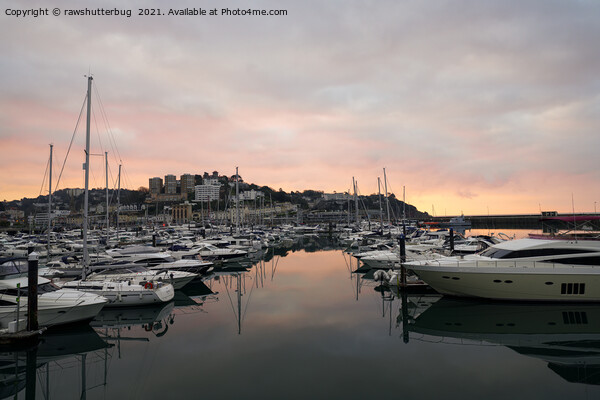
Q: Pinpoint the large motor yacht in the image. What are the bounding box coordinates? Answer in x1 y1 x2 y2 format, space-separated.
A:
404 238 600 301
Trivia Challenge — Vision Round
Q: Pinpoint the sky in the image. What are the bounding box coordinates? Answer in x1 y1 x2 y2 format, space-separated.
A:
1 0 599 216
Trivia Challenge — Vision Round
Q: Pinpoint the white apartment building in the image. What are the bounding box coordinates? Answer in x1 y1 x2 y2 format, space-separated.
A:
204 177 220 186
194 185 221 202
322 192 350 201
239 189 265 201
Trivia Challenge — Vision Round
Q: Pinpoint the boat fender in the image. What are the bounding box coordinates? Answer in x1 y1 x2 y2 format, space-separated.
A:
374 270 390 282
144 281 154 289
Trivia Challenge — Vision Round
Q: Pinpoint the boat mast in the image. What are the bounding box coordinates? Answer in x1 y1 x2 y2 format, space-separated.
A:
235 167 240 233
353 177 359 226
347 189 350 226
83 75 92 276
47 144 53 258
270 193 273 227
403 186 406 235
105 151 109 248
378 177 383 232
117 164 121 243
383 168 391 228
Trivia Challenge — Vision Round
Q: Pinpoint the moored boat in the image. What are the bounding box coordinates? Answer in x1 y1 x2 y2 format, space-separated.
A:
404 238 600 301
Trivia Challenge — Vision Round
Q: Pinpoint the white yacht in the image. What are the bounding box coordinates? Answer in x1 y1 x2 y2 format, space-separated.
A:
105 245 162 256
86 265 197 290
358 247 443 269
148 258 213 277
0 276 107 329
171 243 248 262
106 251 176 266
452 235 501 254
60 278 175 307
404 238 600 301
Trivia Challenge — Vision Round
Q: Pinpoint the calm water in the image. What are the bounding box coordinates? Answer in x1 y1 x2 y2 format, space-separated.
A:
4 231 600 399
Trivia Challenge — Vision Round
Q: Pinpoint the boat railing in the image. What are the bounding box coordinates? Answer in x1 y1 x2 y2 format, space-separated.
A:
413 259 590 270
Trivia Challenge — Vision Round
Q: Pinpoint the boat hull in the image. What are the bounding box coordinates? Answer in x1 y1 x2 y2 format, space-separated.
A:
407 264 600 301
0 293 107 329
61 281 175 307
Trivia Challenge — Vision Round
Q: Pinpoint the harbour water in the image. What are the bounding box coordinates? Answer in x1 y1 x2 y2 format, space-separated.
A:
3 230 600 399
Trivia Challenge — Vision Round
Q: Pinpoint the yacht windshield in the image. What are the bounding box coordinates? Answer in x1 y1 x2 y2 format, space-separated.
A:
0 259 28 277
480 247 592 259
1 282 61 296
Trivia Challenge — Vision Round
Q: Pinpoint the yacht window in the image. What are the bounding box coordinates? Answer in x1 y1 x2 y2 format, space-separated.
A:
481 247 592 259
0 282 61 296
37 282 62 293
0 259 28 276
551 256 600 266
560 282 586 295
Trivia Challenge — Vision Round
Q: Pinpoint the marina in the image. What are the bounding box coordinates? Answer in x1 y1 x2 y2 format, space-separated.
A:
3 3 600 399
0 227 600 398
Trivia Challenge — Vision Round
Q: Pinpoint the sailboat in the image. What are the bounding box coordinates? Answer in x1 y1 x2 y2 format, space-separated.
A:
58 76 174 307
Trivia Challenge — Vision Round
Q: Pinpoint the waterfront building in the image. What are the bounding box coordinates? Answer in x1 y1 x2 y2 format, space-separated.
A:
172 201 193 224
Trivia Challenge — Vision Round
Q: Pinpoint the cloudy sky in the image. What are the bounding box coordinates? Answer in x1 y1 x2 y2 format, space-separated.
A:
1 0 599 215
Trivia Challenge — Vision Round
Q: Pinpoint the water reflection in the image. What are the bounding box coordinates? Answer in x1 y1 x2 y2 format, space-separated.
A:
404 297 600 385
0 325 111 399
92 302 175 332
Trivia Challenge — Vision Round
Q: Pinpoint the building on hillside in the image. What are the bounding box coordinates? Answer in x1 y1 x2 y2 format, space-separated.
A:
194 185 221 202
150 193 186 203
204 177 220 186
149 177 163 196
322 192 350 201
164 174 177 194
181 174 195 194
66 188 85 197
240 189 265 201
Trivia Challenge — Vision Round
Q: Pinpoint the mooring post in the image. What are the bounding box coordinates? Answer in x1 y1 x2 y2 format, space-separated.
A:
399 235 406 286
449 228 454 253
27 252 39 331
